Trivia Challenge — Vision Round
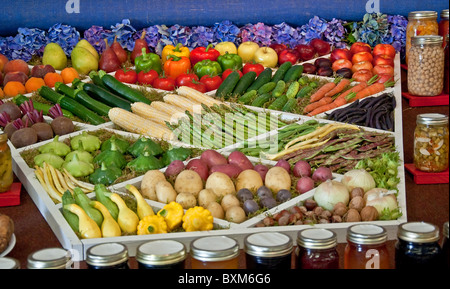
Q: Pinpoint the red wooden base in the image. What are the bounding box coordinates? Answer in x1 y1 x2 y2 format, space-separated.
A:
404 163 449 185
0 183 21 207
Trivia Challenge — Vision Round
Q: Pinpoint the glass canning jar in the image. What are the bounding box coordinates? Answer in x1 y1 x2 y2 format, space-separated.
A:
0 133 13 193
27 248 73 269
413 113 449 172
244 232 293 269
407 35 445 96
406 11 439 65
442 222 449 269
296 228 339 269
439 9 449 47
86 243 130 269
190 236 240 269
136 240 186 269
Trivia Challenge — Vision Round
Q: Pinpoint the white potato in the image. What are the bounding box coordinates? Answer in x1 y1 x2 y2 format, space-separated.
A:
155 180 177 204
225 206 246 223
264 166 291 193
205 172 236 197
221 194 240 212
235 169 263 193
140 170 167 201
206 202 224 219
197 189 218 208
174 170 204 197
176 192 197 209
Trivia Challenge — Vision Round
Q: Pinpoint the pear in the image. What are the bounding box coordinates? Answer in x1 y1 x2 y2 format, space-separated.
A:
99 39 121 73
71 47 98 75
131 31 150 64
110 36 128 64
42 43 67 70
75 39 99 61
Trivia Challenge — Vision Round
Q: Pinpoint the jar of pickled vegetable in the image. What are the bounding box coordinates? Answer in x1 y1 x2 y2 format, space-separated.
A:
136 240 186 269
245 232 293 269
344 224 390 269
414 113 449 172
406 11 439 65
0 133 13 193
296 228 339 269
395 222 444 269
444 36 449 95
86 243 130 269
439 9 449 47
408 36 445 96
442 222 449 269
190 236 240 269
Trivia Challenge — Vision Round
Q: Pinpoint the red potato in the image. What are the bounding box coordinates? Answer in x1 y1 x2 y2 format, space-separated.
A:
275 159 291 173
164 160 185 178
200 149 228 168
312 167 333 182
210 164 243 179
227 151 254 171
186 159 209 181
253 164 269 181
293 160 311 177
297 177 315 194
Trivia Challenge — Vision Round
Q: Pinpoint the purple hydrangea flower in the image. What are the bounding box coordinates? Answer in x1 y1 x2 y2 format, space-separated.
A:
297 16 329 44
83 25 112 54
213 20 241 45
240 22 273 46
386 15 407 58
271 22 299 48
110 19 137 52
47 23 80 56
188 25 214 49
323 18 348 48
133 25 161 51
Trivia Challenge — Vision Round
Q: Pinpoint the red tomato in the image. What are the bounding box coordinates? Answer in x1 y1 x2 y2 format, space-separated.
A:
137 69 159 85
184 79 207 93
242 63 265 76
175 72 199 87
222 68 243 80
114 68 137 84
200 75 223 91
153 76 176 91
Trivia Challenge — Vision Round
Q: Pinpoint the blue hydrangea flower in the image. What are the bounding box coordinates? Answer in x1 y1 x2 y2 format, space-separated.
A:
188 25 214 49
297 16 329 44
133 25 161 51
16 27 48 57
1 36 33 62
240 22 272 46
350 13 390 48
271 22 299 48
387 15 407 58
109 19 137 52
47 23 80 56
162 24 192 47
323 18 348 48
83 25 112 54
213 20 241 45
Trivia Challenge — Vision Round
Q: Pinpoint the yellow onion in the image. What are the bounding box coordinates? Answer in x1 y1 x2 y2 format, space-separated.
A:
341 169 376 193
313 180 350 211
363 188 398 215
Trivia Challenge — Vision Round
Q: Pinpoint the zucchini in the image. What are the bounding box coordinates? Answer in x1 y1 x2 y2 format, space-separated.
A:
13 94 74 118
283 65 304 83
238 90 257 104
81 83 132 111
89 71 108 89
245 68 273 92
271 61 292 83
268 94 288 110
216 71 241 99
55 82 76 98
296 86 314 98
232 71 257 96
74 89 112 116
286 81 300 99
272 80 286 98
282 98 297 112
38 86 105 125
250 93 271 107
100 72 151 104
257 82 276 94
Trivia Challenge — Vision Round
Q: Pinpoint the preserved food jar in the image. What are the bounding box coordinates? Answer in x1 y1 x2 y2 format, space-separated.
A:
0 133 13 193
395 222 444 269
136 240 186 269
190 236 240 269
344 224 390 269
406 11 439 64
444 36 449 94
0 257 20 269
244 232 293 269
439 9 449 47
86 243 129 269
296 228 339 269
408 36 445 96
442 222 449 269
413 113 449 172
27 248 73 269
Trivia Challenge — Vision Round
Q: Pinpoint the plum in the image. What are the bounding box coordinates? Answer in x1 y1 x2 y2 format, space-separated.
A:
336 68 353 79
303 63 317 74
314 58 332 69
317 67 333 77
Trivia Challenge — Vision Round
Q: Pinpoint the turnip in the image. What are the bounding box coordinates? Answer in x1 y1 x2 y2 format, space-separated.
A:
293 160 311 177
275 159 291 173
296 176 315 194
312 166 333 182
210 164 242 179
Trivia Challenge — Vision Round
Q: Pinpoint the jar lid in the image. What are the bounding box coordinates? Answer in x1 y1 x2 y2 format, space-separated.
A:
297 228 337 250
397 222 440 243
411 35 443 45
441 9 449 19
27 248 72 269
86 243 128 267
0 257 20 269
190 236 239 262
0 132 8 142
136 240 186 266
408 11 438 19
444 222 449 239
416 113 449 125
245 232 293 257
347 224 387 245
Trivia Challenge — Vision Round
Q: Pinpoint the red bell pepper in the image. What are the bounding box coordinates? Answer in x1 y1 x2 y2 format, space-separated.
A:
114 68 138 84
189 44 221 66
137 69 159 85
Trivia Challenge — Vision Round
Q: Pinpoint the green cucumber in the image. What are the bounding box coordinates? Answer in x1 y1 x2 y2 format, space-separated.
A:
237 90 257 104
296 86 314 98
297 76 310 86
283 65 304 83
271 61 292 83
232 71 257 96
282 98 298 112
250 93 271 107
216 71 241 99
257 82 276 94
245 68 273 92
99 72 151 104
268 94 288 110
81 83 132 111
13 94 74 118
286 81 300 99
272 80 286 98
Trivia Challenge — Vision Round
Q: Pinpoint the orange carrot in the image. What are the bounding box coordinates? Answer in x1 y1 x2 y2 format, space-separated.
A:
324 78 352 97
334 74 380 102
309 82 336 102
350 80 395 102
303 96 333 113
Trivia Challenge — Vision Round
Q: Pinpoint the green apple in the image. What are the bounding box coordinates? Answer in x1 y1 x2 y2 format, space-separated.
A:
238 41 260 63
253 47 278 68
214 41 237 55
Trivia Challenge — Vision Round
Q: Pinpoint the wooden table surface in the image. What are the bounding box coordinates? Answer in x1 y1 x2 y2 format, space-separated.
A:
1 74 448 270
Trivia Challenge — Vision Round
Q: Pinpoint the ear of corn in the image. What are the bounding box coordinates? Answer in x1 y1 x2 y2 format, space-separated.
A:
163 94 203 113
176 86 224 107
150 101 186 116
131 102 172 125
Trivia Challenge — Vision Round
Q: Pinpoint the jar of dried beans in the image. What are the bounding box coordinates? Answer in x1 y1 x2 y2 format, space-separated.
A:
414 113 449 172
406 11 439 65
407 35 445 96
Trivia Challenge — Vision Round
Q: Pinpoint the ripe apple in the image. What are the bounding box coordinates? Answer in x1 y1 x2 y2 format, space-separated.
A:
310 39 330 56
278 49 299 65
269 43 287 56
3 59 30 76
332 59 353 71
238 41 260 63
330 48 353 62
373 64 394 76
295 44 316 61
376 73 394 84
352 69 374 83
215 41 237 55
373 54 394 67
253 47 278 68
352 52 373 64
0 53 8 72
373 44 396 58
350 42 372 54
352 61 373 73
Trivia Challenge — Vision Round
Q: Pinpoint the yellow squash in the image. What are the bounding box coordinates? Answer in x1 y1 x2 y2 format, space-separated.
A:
126 184 154 219
64 203 101 239
90 201 121 238
108 193 140 234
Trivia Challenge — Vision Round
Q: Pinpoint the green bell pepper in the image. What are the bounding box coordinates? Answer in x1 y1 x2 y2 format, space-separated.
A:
193 59 222 78
89 162 122 186
127 137 164 157
135 47 162 74
217 52 243 71
126 151 164 172
162 147 192 166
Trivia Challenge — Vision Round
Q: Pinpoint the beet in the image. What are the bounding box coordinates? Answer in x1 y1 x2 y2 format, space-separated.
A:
31 122 54 141
10 127 38 148
51 117 74 136
0 102 22 120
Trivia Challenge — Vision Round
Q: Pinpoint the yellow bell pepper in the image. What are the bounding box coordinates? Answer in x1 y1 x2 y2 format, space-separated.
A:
137 215 168 235
157 202 184 231
161 43 190 63
182 206 214 232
